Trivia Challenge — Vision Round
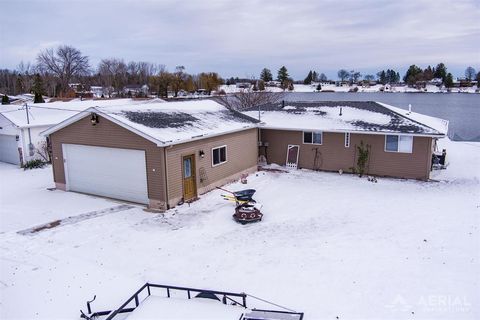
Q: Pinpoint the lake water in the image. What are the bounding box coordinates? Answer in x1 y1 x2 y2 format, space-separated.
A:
282 92 480 141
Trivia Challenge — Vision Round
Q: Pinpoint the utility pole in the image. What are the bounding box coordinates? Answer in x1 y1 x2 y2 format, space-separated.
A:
25 103 34 156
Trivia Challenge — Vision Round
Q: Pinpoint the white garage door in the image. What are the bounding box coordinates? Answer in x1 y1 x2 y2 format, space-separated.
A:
0 134 20 165
63 144 149 204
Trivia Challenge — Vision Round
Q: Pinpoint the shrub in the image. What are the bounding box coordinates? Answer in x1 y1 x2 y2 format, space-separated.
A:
23 159 47 170
2 94 10 105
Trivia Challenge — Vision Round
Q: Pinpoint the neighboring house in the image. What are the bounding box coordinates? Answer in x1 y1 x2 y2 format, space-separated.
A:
0 99 166 166
235 82 251 89
0 105 80 165
123 84 149 96
243 101 448 180
42 100 259 211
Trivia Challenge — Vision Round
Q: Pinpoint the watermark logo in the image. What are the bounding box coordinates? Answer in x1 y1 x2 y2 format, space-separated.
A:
385 294 471 313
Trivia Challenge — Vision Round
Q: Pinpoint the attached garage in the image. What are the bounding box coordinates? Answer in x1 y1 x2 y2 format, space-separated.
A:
44 100 259 210
63 144 149 204
0 134 20 165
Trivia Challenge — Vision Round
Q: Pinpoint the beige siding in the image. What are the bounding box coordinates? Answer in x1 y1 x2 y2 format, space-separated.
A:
50 115 167 207
260 129 433 180
166 128 258 206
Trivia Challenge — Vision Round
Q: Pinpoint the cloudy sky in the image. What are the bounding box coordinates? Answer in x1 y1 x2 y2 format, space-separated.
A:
1 0 479 79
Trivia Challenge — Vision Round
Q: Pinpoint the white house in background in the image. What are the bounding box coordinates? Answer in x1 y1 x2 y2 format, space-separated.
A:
123 84 149 96
0 105 80 165
0 98 165 165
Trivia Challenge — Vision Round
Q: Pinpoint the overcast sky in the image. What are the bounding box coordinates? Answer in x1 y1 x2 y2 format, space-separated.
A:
1 0 479 79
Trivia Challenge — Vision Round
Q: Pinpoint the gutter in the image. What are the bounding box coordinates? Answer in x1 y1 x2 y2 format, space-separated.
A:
258 124 446 138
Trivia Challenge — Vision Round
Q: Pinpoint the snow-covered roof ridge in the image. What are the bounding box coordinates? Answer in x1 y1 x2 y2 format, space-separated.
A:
243 101 447 137
0 98 166 128
42 99 259 146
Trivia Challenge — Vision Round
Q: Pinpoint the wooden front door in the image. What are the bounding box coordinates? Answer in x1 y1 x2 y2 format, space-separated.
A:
182 154 197 201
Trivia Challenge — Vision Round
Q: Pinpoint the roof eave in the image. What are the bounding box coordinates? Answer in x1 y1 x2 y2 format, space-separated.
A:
258 125 446 138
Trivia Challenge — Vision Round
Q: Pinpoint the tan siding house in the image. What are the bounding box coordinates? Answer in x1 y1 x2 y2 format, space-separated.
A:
247 101 448 181
43 99 448 210
260 129 433 180
44 100 259 210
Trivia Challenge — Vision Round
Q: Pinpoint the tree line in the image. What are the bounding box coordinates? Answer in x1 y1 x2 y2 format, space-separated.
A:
1 44 479 100
0 45 223 99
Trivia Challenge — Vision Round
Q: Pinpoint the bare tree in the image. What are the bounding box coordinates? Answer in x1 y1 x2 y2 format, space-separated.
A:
465 66 476 81
98 58 128 96
36 45 90 95
215 88 284 111
337 69 349 82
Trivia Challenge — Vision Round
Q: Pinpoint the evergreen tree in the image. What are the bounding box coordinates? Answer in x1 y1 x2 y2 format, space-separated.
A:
377 70 387 84
303 70 313 84
433 63 447 82
260 68 273 82
312 71 318 82
277 66 289 89
316 84 322 91
2 94 10 105
444 73 454 89
403 65 423 86
34 92 44 103
32 73 45 103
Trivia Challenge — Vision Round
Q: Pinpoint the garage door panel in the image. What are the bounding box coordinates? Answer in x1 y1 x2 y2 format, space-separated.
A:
0 134 20 165
63 144 149 204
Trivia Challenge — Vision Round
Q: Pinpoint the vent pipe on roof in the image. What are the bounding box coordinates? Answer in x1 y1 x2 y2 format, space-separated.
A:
339 107 343 116
408 104 412 114
282 100 285 108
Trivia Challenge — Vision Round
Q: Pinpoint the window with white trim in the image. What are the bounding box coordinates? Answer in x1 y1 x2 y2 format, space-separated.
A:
385 135 413 153
212 145 227 166
344 133 350 148
303 131 322 145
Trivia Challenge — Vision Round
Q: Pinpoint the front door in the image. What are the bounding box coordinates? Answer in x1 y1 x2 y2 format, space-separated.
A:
182 154 197 201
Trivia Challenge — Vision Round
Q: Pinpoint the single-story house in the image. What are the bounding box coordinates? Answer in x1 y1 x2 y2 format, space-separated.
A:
0 98 165 166
243 101 448 181
0 105 80 165
42 100 259 211
123 84 149 96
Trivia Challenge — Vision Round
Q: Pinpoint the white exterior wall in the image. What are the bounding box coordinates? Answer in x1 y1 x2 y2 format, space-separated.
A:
20 126 50 163
0 113 50 165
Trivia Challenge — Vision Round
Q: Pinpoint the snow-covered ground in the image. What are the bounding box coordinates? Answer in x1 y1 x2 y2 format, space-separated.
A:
0 139 479 319
219 84 480 94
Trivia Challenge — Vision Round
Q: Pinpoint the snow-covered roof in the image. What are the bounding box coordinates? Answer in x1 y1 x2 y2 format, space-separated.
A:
243 101 448 136
0 98 165 128
43 99 259 146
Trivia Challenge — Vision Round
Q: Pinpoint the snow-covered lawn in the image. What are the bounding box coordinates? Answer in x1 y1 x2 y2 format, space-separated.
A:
0 139 478 319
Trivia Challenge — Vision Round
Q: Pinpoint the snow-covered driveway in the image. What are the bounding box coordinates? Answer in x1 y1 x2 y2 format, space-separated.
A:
0 140 479 319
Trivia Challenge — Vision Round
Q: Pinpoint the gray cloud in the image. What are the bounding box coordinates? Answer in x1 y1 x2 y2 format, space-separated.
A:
1 0 479 79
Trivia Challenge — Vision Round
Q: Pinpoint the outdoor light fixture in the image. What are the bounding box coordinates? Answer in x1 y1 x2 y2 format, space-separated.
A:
199 150 205 158
15 135 19 141
91 113 99 125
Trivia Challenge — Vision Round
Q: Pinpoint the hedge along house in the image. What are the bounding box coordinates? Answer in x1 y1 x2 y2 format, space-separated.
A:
243 101 448 180
42 100 259 211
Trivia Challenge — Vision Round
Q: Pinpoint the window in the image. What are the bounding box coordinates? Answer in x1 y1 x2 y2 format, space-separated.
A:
212 145 227 166
303 131 322 145
345 133 350 148
385 135 413 153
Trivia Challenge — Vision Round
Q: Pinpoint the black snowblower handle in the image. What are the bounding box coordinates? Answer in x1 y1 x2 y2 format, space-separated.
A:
216 186 235 195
